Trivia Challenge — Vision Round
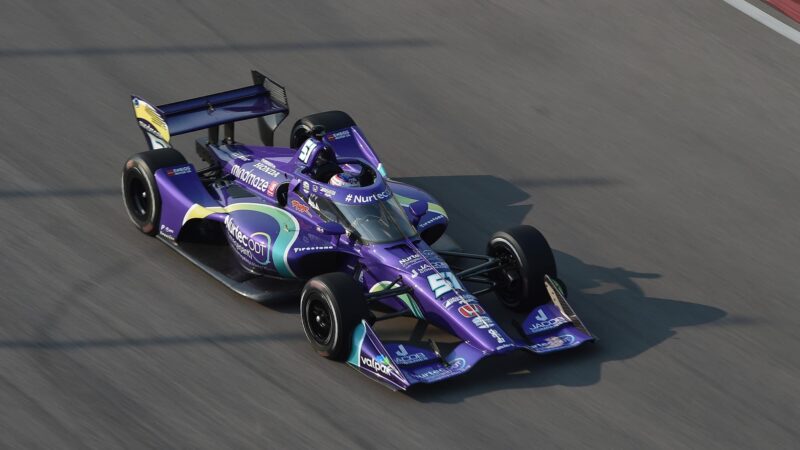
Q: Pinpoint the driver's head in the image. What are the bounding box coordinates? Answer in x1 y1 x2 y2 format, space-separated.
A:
329 171 361 187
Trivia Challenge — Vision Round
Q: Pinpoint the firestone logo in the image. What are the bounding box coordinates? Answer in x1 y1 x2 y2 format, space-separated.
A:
418 214 445 229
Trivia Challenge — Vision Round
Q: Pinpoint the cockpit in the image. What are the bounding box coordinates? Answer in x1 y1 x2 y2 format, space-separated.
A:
313 194 417 243
300 139 377 187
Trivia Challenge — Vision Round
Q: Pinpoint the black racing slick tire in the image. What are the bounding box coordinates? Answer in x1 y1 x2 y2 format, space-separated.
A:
487 225 557 312
121 148 187 236
300 273 368 361
289 111 356 149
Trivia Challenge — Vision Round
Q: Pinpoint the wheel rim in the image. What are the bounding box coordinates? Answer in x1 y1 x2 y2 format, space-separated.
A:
127 175 149 220
306 294 333 345
490 240 524 306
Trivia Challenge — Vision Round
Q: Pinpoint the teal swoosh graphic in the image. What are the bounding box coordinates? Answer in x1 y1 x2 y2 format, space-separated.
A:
347 321 367 367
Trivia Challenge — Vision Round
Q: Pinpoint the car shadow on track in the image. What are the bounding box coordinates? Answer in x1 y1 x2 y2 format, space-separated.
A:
395 175 727 403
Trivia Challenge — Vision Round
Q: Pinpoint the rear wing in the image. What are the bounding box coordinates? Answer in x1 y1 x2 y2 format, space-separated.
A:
131 70 289 150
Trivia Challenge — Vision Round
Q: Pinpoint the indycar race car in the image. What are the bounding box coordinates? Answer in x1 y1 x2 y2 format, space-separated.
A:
122 71 595 390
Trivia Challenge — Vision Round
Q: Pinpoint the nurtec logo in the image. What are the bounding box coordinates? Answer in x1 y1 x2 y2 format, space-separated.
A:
224 216 271 265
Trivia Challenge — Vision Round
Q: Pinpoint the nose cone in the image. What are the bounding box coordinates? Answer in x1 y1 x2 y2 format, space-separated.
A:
367 241 515 353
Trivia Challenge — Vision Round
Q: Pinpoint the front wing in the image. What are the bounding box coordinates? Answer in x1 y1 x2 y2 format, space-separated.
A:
346 276 595 390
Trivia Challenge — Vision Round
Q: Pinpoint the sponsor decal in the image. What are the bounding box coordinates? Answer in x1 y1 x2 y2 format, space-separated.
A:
166 166 192 176
266 180 279 197
361 354 396 376
224 216 270 265
312 184 319 193
319 186 337 198
489 329 506 344
412 358 467 381
530 335 576 351
327 130 351 140
528 313 569 334
398 254 422 267
495 343 515 351
443 293 479 309
159 224 176 240
252 161 281 178
427 271 464 298
290 199 310 215
137 119 162 139
298 140 316 163
231 164 271 192
292 245 335 253
258 158 276 168
344 189 391 204
472 316 495 329
458 304 486 318
418 214 445 229
302 181 310 195
421 249 443 262
394 345 427 365
413 261 449 277
229 151 251 161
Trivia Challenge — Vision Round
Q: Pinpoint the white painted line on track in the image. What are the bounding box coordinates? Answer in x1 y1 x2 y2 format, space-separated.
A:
724 0 800 45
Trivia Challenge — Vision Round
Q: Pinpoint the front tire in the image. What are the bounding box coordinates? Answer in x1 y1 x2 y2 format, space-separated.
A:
121 149 187 235
487 225 557 312
300 273 368 360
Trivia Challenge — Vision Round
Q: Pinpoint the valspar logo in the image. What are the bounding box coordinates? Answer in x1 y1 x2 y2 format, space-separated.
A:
224 216 271 265
360 354 396 377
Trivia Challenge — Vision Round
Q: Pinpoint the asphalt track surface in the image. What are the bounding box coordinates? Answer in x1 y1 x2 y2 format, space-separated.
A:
1 1 799 448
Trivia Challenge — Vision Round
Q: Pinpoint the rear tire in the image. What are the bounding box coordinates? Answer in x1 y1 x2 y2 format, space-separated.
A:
300 273 368 360
121 149 187 235
289 111 356 149
487 225 557 312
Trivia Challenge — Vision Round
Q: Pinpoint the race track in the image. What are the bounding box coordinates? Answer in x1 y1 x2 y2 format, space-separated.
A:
1 0 799 447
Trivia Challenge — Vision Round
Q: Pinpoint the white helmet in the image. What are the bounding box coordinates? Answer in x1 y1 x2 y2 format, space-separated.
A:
329 171 360 187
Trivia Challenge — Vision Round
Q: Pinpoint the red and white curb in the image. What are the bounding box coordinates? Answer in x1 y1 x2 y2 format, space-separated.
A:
724 0 800 44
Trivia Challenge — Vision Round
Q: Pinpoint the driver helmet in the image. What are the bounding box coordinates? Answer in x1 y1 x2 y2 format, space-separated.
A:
329 171 361 187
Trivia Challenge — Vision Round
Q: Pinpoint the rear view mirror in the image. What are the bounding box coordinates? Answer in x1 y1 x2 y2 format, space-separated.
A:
409 200 428 218
318 221 346 236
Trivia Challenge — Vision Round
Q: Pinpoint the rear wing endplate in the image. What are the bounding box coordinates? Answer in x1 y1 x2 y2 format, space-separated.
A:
131 70 289 150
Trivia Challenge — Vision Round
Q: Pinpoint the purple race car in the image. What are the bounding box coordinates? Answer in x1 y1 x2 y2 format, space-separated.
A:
122 71 595 390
